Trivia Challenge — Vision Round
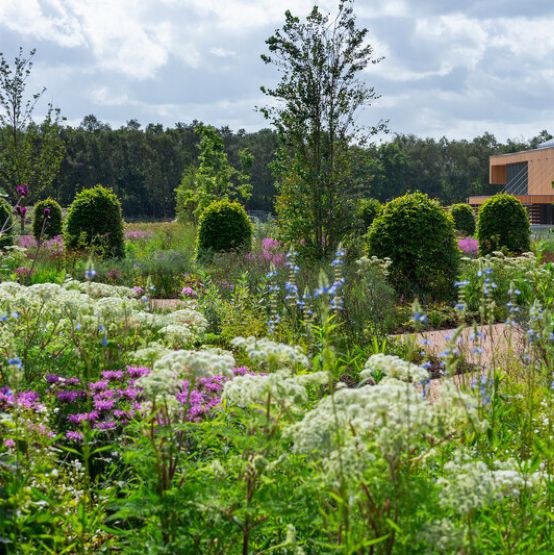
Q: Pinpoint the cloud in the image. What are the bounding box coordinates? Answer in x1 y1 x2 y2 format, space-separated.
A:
0 0 552 140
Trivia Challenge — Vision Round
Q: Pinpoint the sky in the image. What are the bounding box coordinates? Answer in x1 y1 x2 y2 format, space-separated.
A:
0 0 553 141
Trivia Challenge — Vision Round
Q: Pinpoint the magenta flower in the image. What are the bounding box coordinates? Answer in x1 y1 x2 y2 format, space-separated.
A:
68 411 99 424
262 237 280 250
458 237 479 256
102 370 124 381
181 287 197 298
16 184 29 197
4 438 15 448
127 367 150 378
89 380 109 391
56 390 86 403
43 207 51 217
66 431 83 442
94 398 116 411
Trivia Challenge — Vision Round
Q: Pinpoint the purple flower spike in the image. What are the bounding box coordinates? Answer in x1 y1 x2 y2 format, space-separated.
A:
16 184 29 197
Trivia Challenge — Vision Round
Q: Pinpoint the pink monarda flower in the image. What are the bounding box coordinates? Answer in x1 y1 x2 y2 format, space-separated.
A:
102 370 124 381
3 439 15 448
15 267 32 278
458 237 479 256
181 286 197 298
66 431 83 442
262 237 280 251
125 229 153 241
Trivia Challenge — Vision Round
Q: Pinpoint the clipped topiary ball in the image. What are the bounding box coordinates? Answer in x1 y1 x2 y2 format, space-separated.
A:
477 194 530 256
356 198 382 233
367 191 459 300
0 198 14 248
196 199 252 259
33 198 63 240
65 185 125 258
450 203 475 236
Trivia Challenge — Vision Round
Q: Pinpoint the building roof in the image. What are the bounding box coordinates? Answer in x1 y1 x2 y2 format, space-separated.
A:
537 138 554 149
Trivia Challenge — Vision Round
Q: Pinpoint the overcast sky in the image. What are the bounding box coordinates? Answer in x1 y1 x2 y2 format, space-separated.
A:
1 0 553 141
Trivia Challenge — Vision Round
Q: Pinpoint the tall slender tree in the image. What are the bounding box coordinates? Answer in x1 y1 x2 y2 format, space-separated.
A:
260 0 385 258
0 48 64 201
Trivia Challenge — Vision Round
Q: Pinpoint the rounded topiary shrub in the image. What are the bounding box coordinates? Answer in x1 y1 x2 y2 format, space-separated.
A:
65 185 125 258
356 198 382 233
33 198 63 240
0 198 14 248
477 194 530 256
196 200 252 259
367 192 459 300
450 203 475 236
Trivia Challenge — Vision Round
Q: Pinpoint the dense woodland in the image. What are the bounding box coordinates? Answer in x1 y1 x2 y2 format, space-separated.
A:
1 114 551 219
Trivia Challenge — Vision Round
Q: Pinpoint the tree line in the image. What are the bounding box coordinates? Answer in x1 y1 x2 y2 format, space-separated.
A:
8 119 545 219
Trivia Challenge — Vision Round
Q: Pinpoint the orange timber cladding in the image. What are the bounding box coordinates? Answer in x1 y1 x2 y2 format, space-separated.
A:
468 142 554 224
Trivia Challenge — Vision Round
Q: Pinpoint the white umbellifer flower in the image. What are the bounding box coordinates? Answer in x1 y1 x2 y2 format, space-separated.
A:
287 378 482 480
420 518 464 553
223 370 328 411
64 280 137 299
438 458 545 515
158 324 195 348
137 348 235 400
126 343 171 366
167 309 208 334
127 311 166 329
94 296 138 320
360 353 429 383
231 336 309 370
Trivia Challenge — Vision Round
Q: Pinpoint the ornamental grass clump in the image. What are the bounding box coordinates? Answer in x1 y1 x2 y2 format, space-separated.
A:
367 191 459 300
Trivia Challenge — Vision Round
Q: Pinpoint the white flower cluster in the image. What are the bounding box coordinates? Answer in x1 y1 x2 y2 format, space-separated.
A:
223 370 328 411
438 458 545 514
126 343 171 366
287 378 481 479
137 348 235 401
0 281 209 357
167 309 208 335
231 336 309 370
64 279 139 299
360 353 429 383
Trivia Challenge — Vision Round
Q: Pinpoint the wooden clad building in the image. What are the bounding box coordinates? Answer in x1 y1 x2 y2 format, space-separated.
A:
469 139 554 224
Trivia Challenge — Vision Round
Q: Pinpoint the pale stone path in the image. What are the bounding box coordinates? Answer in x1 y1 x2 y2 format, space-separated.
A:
395 323 526 400
150 300 527 399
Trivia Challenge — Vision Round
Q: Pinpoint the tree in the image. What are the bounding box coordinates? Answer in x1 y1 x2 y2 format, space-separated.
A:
175 124 252 224
0 48 64 203
260 0 385 258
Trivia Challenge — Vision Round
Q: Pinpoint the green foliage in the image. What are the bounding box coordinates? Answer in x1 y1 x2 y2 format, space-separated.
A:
175 124 252 224
356 198 382 233
0 197 14 248
261 1 384 258
32 197 62 240
0 48 64 201
196 200 252 259
65 185 125 258
367 192 459 299
477 193 530 255
450 202 475 235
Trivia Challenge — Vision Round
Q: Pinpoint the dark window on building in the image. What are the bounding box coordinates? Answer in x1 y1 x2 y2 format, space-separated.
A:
505 162 528 195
